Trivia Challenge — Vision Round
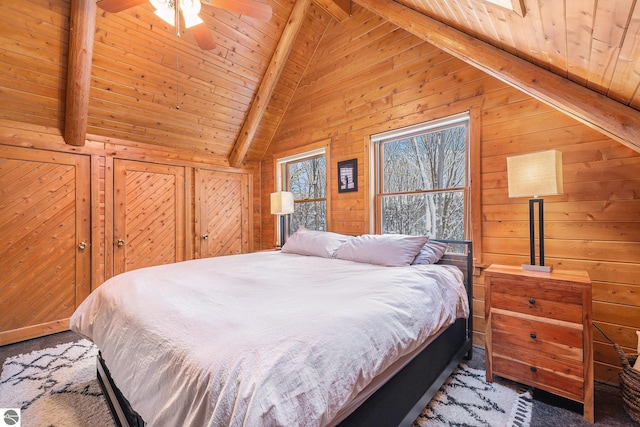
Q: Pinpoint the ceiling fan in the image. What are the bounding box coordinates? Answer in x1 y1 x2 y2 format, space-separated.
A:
96 0 273 50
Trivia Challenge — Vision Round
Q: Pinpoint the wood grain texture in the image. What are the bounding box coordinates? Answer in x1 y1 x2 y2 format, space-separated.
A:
4 0 640 162
355 0 640 154
0 146 90 345
396 0 640 116
0 0 639 389
196 169 250 257
113 160 185 274
485 265 594 421
259 5 640 386
229 0 313 167
64 0 96 146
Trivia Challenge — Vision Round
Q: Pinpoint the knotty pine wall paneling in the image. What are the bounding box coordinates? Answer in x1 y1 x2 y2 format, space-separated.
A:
0 1 70 131
260 4 640 385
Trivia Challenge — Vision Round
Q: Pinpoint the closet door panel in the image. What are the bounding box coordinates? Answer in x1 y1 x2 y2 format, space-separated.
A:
113 160 185 275
0 146 90 345
197 170 249 258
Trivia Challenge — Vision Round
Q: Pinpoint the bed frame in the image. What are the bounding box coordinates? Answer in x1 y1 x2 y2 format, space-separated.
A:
96 240 473 427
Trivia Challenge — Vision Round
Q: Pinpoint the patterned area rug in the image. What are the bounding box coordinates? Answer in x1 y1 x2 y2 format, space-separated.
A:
415 364 533 427
0 340 531 427
0 339 114 427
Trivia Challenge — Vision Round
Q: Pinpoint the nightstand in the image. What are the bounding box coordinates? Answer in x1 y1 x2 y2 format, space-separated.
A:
484 264 593 422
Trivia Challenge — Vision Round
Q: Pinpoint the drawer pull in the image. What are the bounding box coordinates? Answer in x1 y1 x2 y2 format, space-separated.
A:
528 298 536 305
530 333 537 339
530 366 537 373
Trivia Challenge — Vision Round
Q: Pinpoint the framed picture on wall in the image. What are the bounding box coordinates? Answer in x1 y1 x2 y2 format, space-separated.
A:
338 159 358 193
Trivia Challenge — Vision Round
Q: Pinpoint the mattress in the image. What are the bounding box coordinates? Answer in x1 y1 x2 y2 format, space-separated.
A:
70 251 469 427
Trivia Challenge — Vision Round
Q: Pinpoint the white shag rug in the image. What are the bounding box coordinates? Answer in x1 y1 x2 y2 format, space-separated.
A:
0 340 531 427
0 339 114 427
415 363 533 427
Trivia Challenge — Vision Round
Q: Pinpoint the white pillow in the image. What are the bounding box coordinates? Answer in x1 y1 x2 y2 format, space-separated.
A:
412 240 448 265
281 227 353 258
334 234 428 267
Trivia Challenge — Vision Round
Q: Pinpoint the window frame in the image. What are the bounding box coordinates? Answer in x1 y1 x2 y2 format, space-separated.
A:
274 142 329 237
369 108 481 262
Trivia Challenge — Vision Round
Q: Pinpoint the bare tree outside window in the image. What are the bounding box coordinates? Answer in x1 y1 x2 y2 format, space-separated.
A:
286 155 327 233
377 122 468 241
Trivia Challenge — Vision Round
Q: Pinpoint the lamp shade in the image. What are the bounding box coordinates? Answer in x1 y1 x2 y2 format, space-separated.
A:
270 191 295 215
507 150 563 198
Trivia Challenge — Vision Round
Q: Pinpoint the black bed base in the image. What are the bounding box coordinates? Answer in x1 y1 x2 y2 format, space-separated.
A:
97 351 144 427
97 323 471 427
96 240 473 427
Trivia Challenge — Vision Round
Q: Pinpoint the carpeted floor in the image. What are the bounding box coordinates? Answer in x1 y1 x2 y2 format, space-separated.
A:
0 331 637 426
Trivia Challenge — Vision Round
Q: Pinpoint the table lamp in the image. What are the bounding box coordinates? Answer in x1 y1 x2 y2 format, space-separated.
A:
270 191 294 249
507 150 563 272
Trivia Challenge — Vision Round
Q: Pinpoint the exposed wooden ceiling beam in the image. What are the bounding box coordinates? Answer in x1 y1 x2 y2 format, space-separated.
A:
355 0 640 154
229 0 313 167
64 0 97 147
313 0 351 22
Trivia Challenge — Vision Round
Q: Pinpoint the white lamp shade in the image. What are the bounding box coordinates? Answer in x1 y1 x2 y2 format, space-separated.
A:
270 191 295 215
507 150 563 198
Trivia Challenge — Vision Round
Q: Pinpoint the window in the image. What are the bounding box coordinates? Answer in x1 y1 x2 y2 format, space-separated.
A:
277 148 327 235
372 112 469 240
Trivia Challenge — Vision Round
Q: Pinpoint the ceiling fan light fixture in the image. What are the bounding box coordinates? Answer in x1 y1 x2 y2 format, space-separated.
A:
180 0 203 27
154 8 175 25
180 0 201 14
183 13 204 28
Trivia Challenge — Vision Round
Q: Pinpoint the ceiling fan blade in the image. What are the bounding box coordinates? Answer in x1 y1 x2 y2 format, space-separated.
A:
96 0 148 13
202 0 273 22
191 23 217 50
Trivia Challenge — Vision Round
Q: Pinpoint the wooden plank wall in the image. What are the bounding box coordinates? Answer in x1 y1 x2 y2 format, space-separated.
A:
0 1 69 130
260 4 640 384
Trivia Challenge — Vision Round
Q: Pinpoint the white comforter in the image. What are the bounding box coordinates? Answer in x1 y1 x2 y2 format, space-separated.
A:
70 252 468 427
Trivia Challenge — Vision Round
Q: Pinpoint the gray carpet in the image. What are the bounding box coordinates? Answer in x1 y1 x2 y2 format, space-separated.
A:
0 332 637 426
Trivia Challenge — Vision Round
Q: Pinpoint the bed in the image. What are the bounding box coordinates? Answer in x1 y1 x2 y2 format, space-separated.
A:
70 231 473 427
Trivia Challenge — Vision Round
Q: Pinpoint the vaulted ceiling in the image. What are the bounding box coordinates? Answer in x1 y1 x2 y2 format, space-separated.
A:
353 0 640 155
5 0 640 166
401 0 640 106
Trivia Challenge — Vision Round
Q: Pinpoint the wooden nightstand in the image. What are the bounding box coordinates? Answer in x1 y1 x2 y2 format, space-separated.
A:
484 264 594 422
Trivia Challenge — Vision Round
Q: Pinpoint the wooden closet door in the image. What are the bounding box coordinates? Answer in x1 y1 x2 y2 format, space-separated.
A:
197 170 249 258
0 146 90 345
113 160 185 275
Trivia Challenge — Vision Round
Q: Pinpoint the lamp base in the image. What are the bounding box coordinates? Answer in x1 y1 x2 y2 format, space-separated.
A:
522 264 552 273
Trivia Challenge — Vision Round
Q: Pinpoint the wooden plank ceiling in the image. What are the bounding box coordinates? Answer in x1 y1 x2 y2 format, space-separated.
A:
10 0 640 164
398 0 640 106
84 0 327 164
88 0 640 165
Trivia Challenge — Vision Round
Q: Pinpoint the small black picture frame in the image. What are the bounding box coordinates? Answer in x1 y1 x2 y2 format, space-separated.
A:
338 159 358 193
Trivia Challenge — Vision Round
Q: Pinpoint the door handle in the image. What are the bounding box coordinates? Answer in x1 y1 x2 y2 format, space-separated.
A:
78 242 87 251
202 234 209 240
117 239 125 247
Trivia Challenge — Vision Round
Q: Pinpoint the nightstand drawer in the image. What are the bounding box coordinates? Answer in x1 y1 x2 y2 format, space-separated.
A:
492 353 584 400
491 280 582 323
491 312 583 360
